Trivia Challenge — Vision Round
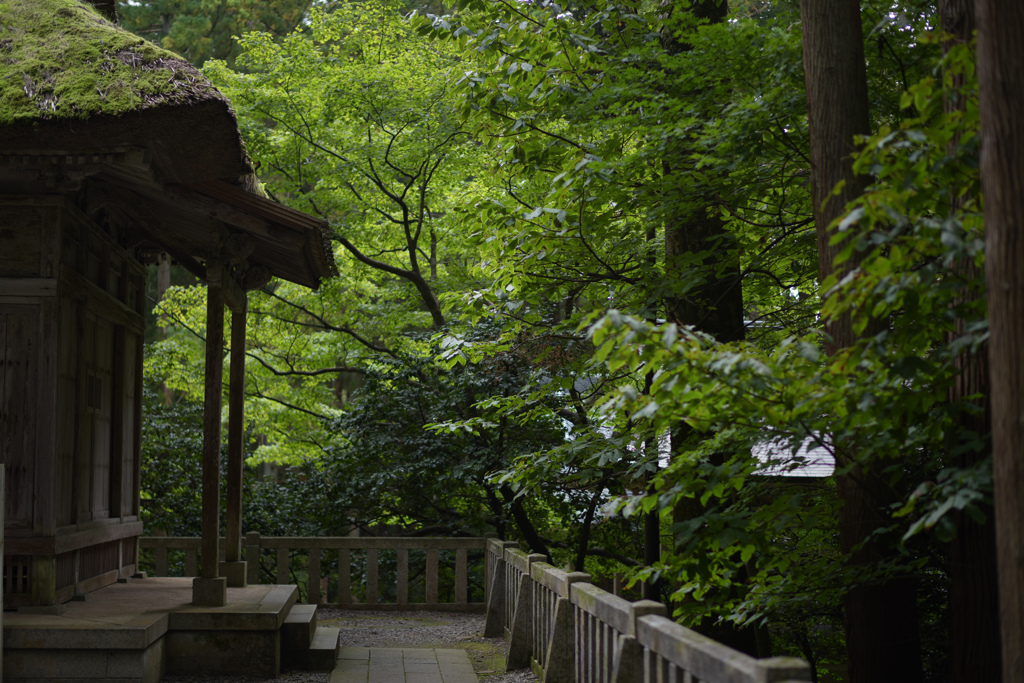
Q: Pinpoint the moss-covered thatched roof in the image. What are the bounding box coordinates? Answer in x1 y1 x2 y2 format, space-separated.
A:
0 0 251 184
0 0 220 123
0 0 336 288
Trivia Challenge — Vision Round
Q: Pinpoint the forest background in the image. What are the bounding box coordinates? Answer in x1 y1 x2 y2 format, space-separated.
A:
117 0 1011 681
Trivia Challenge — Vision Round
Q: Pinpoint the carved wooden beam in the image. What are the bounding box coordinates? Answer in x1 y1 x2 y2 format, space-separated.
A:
84 181 210 279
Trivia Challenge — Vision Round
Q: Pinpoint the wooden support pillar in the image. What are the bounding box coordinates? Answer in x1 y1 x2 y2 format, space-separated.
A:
221 294 248 587
1 465 4 678
201 284 224 579
193 280 227 606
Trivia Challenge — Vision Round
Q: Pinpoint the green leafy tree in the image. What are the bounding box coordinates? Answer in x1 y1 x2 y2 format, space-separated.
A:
134 0 1006 676
323 330 567 545
585 26 986 680
145 0 572 552
205 0 488 330
119 0 314 66
149 0 490 462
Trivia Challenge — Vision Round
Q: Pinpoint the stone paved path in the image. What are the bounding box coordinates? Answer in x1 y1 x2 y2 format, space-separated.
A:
330 646 479 683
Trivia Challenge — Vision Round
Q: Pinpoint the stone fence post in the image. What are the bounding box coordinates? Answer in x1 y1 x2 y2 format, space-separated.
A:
245 532 261 585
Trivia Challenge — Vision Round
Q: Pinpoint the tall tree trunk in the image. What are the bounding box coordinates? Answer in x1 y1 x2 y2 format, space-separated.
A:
661 0 751 653
500 484 553 562
662 0 743 346
976 2 1024 680
939 2 1002 680
800 1 923 680
664 212 745 343
800 0 870 357
576 486 603 573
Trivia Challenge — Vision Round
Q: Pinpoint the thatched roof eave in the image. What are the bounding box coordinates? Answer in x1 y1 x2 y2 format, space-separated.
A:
0 0 253 185
0 0 337 288
0 100 252 186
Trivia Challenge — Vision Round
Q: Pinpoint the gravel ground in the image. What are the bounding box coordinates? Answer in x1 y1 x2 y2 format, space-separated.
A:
161 608 538 683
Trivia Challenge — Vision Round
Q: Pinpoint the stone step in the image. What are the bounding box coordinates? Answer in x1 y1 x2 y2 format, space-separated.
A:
281 603 318 650
282 623 339 672
308 625 341 671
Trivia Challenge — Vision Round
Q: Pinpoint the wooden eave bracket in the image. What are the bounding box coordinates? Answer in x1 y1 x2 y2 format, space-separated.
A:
205 260 246 314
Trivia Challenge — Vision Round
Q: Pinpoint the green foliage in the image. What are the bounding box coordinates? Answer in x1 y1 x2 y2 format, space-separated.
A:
140 382 339 536
415 0 818 343
404 2 979 672
205 0 481 261
140 385 205 535
119 0 313 67
134 1 986 674
147 282 341 465
562 25 982 675
324 326 566 535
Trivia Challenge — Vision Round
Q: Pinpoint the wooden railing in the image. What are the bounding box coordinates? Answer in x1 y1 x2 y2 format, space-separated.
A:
483 539 812 683
139 533 487 611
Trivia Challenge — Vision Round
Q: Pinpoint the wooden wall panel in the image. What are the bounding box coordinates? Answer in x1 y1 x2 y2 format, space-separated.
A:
109 326 125 519
55 301 78 528
85 239 103 290
120 331 139 519
107 255 122 300
75 313 94 523
34 293 59 535
0 305 38 529
0 207 42 277
90 318 113 521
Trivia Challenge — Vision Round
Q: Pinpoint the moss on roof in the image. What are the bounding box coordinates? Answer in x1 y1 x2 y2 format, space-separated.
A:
0 0 223 124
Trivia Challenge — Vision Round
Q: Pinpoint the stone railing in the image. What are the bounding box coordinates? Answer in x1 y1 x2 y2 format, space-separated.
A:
139 533 487 611
483 539 812 683
140 534 813 681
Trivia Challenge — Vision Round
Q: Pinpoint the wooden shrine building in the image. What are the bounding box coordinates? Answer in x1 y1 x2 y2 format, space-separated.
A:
0 0 336 610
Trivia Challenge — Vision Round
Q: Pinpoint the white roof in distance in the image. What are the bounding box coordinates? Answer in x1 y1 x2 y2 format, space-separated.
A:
751 436 834 478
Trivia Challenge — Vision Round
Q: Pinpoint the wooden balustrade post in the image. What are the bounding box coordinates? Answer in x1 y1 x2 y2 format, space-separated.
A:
277 548 289 584
541 572 591 683
308 548 321 604
543 596 576 683
366 549 379 605
456 549 468 604
338 549 351 604
507 553 546 671
426 549 439 605
484 550 506 637
397 549 409 605
245 532 261 585
506 573 535 671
